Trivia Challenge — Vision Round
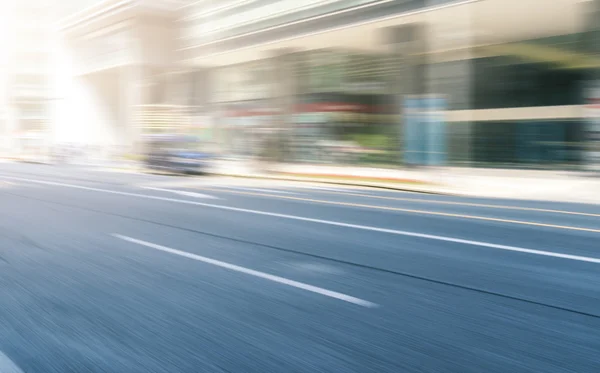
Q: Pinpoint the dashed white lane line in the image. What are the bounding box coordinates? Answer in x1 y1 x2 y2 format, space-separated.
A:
0 352 24 373
141 186 219 199
4 175 600 264
113 234 377 308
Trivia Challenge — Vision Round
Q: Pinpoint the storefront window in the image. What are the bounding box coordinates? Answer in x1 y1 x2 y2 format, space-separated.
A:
287 50 400 165
306 50 346 93
471 120 583 169
213 59 279 158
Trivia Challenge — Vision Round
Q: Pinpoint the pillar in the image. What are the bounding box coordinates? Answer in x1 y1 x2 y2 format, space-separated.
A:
120 65 146 155
268 48 298 162
582 0 600 171
207 67 231 156
5 105 18 157
424 0 475 166
191 67 219 151
382 23 427 165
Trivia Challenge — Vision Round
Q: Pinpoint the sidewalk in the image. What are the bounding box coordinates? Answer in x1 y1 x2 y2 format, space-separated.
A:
37 156 598 205
211 160 600 204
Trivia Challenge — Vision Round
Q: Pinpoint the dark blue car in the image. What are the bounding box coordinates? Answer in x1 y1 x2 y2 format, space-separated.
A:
144 135 214 174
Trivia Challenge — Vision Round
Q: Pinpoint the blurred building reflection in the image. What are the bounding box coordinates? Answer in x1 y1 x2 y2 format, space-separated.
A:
180 0 600 169
47 0 600 169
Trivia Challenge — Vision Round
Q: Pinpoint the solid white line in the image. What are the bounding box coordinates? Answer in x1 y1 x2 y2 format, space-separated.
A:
113 234 377 308
141 186 219 199
220 186 297 194
4 175 600 265
292 185 354 191
0 352 24 373
292 185 371 194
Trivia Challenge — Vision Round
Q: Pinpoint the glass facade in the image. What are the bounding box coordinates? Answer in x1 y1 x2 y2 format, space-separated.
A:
290 50 399 164
471 120 584 169
209 39 591 168
468 44 587 110
212 49 401 163
211 58 279 158
181 0 597 169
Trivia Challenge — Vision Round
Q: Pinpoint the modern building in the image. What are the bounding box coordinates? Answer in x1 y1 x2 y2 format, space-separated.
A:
0 2 10 157
179 0 600 168
52 0 600 169
2 0 53 160
51 0 193 159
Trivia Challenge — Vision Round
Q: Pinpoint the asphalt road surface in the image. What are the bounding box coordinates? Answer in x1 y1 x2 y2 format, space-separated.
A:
0 162 599 373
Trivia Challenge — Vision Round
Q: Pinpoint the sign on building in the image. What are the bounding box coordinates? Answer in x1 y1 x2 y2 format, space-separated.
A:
403 94 447 166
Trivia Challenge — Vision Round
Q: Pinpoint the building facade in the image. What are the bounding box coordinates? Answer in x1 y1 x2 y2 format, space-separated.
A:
180 0 600 169
50 0 600 169
2 0 53 160
51 0 191 159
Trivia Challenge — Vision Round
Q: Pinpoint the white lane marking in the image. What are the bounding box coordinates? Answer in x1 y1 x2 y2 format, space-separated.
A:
4 175 600 264
292 185 364 193
219 186 297 194
0 352 24 373
137 179 214 189
113 234 377 308
141 186 219 199
289 262 344 275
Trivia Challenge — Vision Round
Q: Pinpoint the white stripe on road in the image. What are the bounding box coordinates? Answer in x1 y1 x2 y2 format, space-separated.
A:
0 352 24 373
3 175 600 264
113 234 377 308
292 185 367 193
141 186 219 199
219 186 297 194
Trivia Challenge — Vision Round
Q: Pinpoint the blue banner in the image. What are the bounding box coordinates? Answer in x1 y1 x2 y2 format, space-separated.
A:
403 95 447 165
403 97 425 165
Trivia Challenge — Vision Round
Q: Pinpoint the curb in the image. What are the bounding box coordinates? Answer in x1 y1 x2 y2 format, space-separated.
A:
210 171 452 195
97 164 454 195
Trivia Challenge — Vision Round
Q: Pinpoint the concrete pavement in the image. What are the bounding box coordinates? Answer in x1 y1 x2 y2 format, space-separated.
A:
210 160 600 204
26 156 598 204
0 162 598 372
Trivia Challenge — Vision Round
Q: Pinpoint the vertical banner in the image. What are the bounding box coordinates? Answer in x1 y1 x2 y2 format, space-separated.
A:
403 95 447 166
424 95 447 166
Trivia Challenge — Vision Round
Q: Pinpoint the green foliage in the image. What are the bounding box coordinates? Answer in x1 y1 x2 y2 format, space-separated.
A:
348 133 391 149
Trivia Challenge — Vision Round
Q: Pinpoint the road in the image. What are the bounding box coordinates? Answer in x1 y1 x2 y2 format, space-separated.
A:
0 162 598 373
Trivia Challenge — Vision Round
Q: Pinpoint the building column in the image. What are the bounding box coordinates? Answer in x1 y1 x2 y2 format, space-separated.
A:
582 0 600 171
164 68 183 107
382 23 427 165
120 65 146 155
190 66 220 151
206 67 230 156
424 0 475 166
268 48 298 162
5 105 18 157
